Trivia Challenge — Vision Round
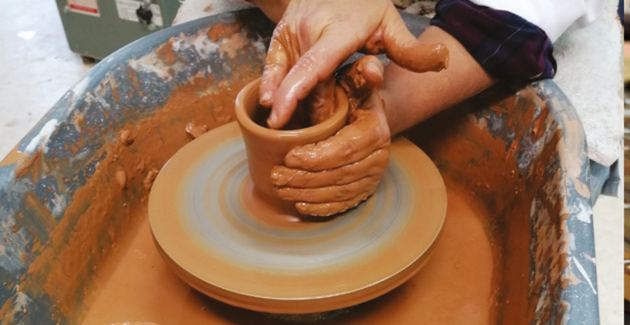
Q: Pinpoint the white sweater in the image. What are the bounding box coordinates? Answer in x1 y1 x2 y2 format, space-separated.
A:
470 0 606 42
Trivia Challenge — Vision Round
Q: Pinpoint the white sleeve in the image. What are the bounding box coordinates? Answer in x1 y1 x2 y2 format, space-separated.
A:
469 0 606 42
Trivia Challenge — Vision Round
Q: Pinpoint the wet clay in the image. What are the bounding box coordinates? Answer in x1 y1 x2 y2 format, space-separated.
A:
79 188 496 324
241 178 306 229
105 323 158 325
235 78 349 199
252 103 308 131
403 84 576 323
304 78 337 126
184 123 208 139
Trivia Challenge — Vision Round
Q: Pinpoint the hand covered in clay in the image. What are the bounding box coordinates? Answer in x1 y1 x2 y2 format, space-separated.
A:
259 0 449 129
271 56 390 217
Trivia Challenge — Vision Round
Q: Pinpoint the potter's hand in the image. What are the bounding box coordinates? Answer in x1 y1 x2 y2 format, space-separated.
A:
260 0 449 129
271 56 390 217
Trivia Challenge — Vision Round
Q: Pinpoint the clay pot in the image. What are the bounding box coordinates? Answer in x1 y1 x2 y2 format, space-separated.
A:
235 78 349 198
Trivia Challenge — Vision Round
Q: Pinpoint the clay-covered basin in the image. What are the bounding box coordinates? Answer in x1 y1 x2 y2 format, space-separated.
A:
0 9 598 324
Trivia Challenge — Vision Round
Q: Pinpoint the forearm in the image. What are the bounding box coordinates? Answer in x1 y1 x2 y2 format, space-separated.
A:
380 26 496 135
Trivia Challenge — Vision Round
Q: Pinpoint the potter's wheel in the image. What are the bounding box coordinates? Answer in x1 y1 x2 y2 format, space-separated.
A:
149 122 447 314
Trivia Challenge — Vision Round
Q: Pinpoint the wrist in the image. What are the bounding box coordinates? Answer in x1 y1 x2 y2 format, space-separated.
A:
376 78 410 136
374 86 400 137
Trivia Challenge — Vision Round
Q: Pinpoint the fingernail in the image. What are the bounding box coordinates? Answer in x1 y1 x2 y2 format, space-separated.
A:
260 91 272 104
365 61 381 75
267 112 278 129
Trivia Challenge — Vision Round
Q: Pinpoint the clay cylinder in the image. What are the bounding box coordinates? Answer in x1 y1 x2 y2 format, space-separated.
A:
235 78 349 198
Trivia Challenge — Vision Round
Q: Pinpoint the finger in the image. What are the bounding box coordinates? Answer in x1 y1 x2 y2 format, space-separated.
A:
381 8 449 73
268 33 356 129
260 25 291 107
295 190 374 217
271 148 389 188
337 55 384 111
275 176 379 203
285 109 389 171
304 77 336 125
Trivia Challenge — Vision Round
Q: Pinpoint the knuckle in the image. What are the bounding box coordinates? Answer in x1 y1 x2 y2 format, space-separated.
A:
270 167 286 186
336 166 352 184
294 52 317 73
298 19 312 42
335 137 354 158
338 184 354 200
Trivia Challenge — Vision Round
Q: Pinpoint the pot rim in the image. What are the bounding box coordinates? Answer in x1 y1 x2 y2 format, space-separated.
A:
235 78 349 141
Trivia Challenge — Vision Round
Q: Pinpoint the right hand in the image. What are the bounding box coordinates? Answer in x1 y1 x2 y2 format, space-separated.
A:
271 56 391 217
259 0 449 129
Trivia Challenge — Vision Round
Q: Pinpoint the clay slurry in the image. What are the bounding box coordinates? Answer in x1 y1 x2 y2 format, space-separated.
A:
252 101 326 130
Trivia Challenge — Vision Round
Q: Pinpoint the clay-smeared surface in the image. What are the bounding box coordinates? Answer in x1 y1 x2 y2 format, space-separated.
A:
81 188 494 324
0 15 270 323
404 83 595 323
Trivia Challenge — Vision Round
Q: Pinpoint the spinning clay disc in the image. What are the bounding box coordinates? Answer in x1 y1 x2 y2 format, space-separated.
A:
149 122 447 314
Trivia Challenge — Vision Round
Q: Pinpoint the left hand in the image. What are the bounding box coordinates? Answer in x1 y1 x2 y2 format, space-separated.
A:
259 0 449 129
270 56 391 217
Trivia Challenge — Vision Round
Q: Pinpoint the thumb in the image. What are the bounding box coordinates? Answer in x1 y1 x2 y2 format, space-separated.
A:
381 8 449 73
336 55 384 111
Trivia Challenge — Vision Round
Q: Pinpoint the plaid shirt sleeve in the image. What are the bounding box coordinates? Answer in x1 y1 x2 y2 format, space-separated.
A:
430 0 557 81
